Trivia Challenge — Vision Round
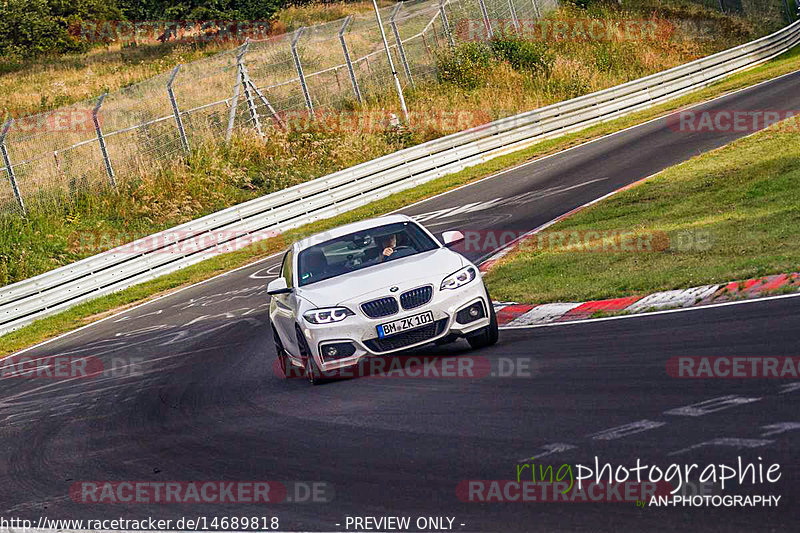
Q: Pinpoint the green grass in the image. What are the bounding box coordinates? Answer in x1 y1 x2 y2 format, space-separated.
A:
484 115 800 304
1 45 799 357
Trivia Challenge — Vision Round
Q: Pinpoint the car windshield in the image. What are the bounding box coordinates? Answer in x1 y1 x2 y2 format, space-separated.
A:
297 222 439 287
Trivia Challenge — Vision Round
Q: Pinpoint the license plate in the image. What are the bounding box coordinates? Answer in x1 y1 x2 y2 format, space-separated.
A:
377 311 434 338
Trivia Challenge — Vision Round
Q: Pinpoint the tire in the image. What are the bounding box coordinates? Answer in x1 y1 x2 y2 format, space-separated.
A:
296 325 323 385
467 288 499 350
272 326 290 379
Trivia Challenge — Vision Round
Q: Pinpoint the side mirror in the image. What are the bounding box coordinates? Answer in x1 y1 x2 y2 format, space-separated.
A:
267 277 292 295
441 230 465 248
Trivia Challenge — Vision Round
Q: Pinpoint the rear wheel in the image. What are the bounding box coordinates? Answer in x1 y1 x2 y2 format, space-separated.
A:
467 288 499 350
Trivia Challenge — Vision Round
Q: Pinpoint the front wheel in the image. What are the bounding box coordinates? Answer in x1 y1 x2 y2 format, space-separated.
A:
272 326 290 379
467 291 499 350
296 325 323 385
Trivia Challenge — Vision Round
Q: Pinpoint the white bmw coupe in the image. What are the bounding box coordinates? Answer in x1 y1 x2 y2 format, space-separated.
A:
267 214 498 384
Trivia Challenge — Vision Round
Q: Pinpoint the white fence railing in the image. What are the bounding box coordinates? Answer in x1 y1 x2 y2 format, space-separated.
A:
1 19 799 337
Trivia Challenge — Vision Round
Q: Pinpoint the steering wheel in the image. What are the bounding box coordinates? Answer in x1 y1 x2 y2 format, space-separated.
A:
383 245 413 261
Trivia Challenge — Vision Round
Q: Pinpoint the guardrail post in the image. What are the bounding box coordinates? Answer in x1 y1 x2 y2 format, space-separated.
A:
167 65 190 155
93 93 116 188
439 0 456 49
226 42 249 143
478 0 494 39
291 28 315 117
531 0 541 19
339 16 363 104
507 0 521 32
0 118 26 215
390 3 414 88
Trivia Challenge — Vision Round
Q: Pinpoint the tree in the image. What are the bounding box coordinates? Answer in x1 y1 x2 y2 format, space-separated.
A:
0 0 121 59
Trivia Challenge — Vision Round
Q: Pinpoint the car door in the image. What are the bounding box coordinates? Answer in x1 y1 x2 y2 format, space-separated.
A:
272 250 300 356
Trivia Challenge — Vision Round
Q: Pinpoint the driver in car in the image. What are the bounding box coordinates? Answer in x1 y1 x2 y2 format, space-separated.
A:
381 234 398 261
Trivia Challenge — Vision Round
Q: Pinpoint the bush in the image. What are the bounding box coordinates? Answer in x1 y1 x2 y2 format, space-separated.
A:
0 0 121 60
436 34 554 91
0 1 288 61
592 42 644 77
489 34 554 76
435 42 493 90
116 0 285 21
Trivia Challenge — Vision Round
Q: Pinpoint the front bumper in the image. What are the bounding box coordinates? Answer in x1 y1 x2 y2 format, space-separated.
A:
300 281 490 372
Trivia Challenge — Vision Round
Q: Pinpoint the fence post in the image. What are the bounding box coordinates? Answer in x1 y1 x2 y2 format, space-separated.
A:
390 3 414 88
93 93 116 188
507 0 521 32
247 78 286 130
339 16 363 104
422 33 433 56
167 64 190 155
240 64 264 138
439 0 456 49
226 42 249 143
478 0 494 39
531 0 541 19
371 0 409 123
781 0 793 22
0 118 26 215
291 28 315 117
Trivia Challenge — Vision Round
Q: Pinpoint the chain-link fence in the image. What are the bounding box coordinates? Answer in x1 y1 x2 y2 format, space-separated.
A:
0 0 792 216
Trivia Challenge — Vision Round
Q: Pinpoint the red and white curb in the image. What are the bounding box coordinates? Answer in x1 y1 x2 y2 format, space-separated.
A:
491 272 800 327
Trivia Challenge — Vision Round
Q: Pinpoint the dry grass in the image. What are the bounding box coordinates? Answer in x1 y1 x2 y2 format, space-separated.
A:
0 2 386 117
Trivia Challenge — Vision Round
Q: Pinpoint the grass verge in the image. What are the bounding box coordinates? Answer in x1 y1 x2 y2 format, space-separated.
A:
1 46 799 357
484 113 800 304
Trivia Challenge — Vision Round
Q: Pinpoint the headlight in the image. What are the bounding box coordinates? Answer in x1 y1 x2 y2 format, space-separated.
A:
441 266 477 290
303 307 355 324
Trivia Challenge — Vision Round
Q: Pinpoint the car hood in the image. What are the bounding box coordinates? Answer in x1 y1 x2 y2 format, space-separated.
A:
297 248 467 308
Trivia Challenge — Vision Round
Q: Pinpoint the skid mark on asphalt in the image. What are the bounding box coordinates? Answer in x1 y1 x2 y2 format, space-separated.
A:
760 422 800 437
668 438 775 456
514 383 799 462
588 420 667 441
664 395 761 417
517 443 577 462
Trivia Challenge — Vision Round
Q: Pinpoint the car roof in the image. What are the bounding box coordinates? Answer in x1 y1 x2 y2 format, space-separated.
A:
294 214 417 252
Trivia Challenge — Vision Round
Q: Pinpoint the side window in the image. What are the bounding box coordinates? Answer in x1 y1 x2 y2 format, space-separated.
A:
281 250 294 288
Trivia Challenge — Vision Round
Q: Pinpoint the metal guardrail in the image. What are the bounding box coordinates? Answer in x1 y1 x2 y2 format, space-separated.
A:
1 20 799 337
